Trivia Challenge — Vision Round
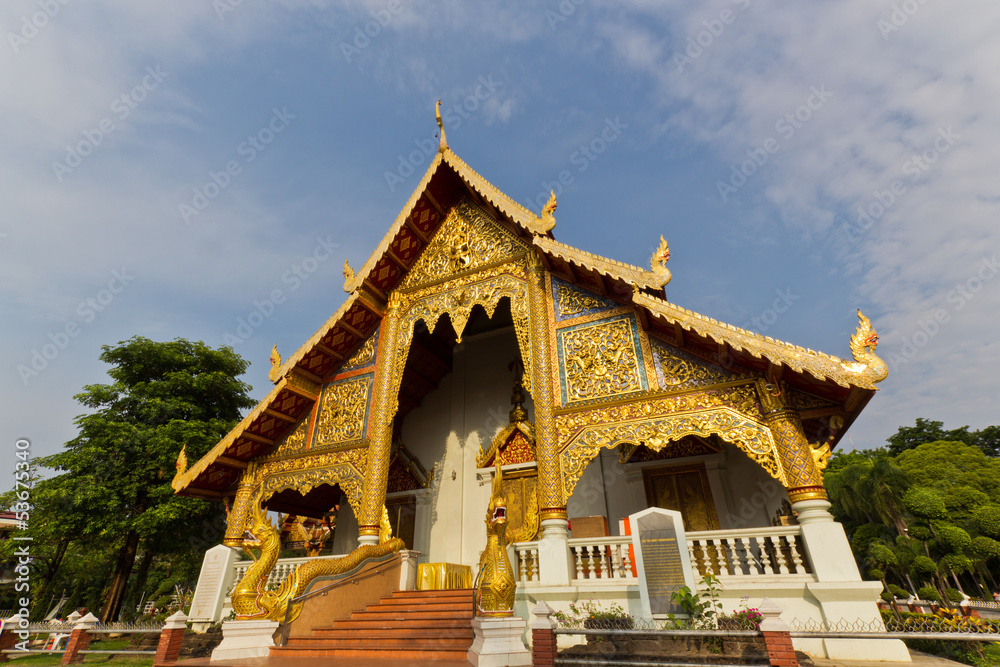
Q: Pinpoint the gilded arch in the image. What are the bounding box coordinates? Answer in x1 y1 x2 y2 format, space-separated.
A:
256 448 368 518
385 265 534 420
555 384 788 500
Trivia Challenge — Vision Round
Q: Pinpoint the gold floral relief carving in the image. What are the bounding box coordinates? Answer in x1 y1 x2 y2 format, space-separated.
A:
272 417 310 457
651 339 744 391
555 284 608 318
555 384 762 445
315 377 371 448
400 199 529 289
561 318 642 403
254 448 369 514
342 330 378 370
559 408 784 500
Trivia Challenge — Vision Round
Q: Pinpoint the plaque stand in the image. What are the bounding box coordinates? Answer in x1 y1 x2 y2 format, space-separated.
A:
629 507 696 618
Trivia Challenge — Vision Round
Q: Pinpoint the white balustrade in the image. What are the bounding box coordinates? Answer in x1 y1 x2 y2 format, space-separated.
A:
514 542 540 582
686 526 811 578
568 537 637 582
559 527 810 584
230 553 348 592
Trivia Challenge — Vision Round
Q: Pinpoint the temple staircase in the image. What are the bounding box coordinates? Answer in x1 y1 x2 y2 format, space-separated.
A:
271 588 475 661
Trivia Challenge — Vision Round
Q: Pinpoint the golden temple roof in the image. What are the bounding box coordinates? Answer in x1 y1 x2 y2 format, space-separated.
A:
174 125 884 498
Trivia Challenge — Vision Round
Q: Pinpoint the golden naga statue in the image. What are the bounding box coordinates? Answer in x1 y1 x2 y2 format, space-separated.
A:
230 495 404 623
474 462 516 617
843 309 888 384
650 235 672 287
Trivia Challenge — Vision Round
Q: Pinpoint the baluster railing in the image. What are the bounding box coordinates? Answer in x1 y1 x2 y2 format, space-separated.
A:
687 526 810 578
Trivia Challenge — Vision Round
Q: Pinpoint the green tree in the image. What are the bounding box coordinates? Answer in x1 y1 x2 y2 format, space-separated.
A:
36 337 253 621
896 441 1000 498
887 418 1000 457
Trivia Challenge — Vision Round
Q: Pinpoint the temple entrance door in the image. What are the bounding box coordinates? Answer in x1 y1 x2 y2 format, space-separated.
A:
386 495 416 549
642 463 720 531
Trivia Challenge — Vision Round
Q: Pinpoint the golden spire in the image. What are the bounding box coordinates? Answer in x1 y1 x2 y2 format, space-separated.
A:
435 99 448 153
508 360 527 423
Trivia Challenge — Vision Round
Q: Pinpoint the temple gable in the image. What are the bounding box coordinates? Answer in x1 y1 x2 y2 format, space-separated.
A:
399 199 530 290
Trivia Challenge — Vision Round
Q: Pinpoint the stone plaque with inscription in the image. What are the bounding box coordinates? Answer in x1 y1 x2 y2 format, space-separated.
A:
189 545 239 623
629 508 696 617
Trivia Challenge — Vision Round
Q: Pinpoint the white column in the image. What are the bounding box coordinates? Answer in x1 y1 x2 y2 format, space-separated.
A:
537 518 573 585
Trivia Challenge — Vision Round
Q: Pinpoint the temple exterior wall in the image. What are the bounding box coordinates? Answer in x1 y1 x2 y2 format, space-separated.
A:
401 325 531 567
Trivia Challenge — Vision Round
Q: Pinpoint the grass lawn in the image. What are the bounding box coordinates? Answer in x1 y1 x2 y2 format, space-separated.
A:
5 638 153 667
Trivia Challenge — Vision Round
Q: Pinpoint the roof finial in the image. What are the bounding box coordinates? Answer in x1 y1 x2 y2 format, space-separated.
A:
268 343 282 382
650 235 671 287
534 190 557 236
343 258 356 293
435 99 448 153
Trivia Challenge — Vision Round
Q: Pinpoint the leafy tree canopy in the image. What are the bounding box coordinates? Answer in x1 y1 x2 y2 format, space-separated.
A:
10 337 253 621
896 440 1000 497
887 418 1000 456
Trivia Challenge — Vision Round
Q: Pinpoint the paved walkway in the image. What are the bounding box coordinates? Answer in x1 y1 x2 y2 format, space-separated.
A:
809 649 969 667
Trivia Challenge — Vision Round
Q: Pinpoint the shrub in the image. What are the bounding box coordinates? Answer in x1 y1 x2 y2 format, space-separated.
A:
918 586 940 602
888 584 908 598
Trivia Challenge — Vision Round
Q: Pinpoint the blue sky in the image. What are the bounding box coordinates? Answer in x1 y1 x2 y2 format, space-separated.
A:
3 0 999 484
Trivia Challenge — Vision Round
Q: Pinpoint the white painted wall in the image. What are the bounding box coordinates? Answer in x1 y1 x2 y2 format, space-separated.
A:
400 325 530 567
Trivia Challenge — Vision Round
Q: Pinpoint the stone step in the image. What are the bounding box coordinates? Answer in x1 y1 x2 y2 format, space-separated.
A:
286 634 473 648
278 588 476 661
358 601 473 614
376 594 473 606
323 617 473 631
310 626 474 639
347 609 472 621
271 642 472 660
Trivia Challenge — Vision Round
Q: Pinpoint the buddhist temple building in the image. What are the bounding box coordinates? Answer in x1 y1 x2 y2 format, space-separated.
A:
172 113 908 662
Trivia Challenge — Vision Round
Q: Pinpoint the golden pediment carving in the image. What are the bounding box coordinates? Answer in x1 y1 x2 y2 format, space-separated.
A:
650 339 745 391
272 417 310 457
315 377 371 448
400 199 529 289
561 317 643 403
